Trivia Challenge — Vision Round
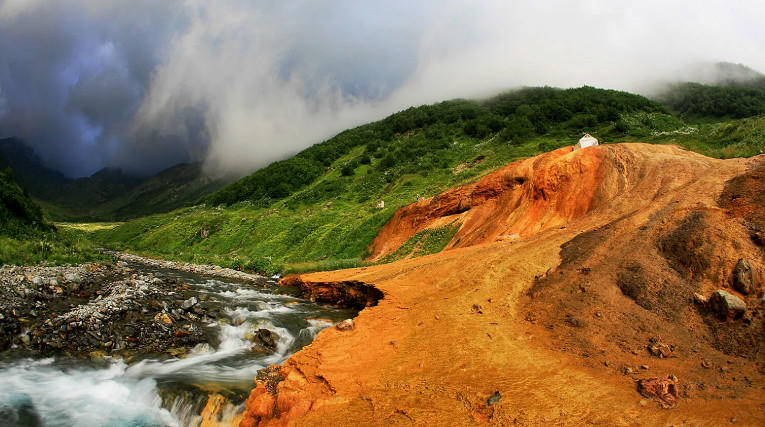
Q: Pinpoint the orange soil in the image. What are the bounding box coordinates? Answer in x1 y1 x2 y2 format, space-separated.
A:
240 144 765 426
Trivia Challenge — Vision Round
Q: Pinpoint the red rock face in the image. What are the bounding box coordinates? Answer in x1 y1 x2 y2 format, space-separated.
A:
368 145 608 259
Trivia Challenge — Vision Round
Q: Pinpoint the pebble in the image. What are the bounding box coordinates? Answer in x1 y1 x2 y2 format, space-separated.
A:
487 391 502 406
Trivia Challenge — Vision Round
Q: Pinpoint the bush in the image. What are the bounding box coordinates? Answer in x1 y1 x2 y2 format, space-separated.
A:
614 119 630 134
341 160 358 177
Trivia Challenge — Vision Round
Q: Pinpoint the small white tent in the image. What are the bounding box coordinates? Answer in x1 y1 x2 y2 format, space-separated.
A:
574 133 599 150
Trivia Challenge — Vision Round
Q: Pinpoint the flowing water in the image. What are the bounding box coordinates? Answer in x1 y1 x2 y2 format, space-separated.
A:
0 264 356 426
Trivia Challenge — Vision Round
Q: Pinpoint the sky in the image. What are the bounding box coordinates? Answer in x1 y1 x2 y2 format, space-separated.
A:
0 0 763 178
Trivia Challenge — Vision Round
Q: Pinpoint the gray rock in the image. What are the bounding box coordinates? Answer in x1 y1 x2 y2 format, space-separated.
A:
487 391 502 406
733 259 755 295
709 290 746 321
182 297 198 310
67 274 81 291
32 276 42 286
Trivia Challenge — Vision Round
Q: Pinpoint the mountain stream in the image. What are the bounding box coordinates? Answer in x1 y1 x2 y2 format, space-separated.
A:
0 263 356 426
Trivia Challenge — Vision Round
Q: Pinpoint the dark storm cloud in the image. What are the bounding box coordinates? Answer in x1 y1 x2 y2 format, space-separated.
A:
0 0 182 177
0 0 763 178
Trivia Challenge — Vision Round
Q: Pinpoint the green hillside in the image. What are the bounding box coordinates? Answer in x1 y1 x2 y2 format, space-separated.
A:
38 163 231 222
656 83 765 120
0 138 69 200
98 86 724 274
0 167 51 238
0 164 106 265
653 63 765 121
70 163 230 221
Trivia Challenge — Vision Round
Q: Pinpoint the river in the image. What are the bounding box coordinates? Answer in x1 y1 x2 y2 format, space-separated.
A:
0 262 356 426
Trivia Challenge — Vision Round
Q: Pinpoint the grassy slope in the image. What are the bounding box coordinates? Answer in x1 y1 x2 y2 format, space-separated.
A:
95 86 765 274
82 163 231 221
0 166 107 266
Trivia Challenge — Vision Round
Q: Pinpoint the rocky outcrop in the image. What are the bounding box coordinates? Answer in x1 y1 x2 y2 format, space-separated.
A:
637 375 680 409
369 145 609 258
280 276 383 310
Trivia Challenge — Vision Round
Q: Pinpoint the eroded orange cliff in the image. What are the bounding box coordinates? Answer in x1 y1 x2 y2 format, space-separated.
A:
240 143 765 426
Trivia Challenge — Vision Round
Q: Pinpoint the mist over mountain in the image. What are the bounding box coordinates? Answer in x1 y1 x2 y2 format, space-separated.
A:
1 1 764 178
673 62 765 89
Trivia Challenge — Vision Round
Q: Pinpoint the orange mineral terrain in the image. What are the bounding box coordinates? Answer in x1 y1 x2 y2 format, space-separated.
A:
237 143 765 426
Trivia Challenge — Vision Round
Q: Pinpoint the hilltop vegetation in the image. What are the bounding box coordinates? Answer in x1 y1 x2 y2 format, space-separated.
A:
656 83 765 120
653 62 765 121
203 86 664 208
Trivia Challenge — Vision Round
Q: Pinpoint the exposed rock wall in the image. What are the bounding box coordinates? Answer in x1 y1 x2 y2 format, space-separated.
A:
280 276 384 310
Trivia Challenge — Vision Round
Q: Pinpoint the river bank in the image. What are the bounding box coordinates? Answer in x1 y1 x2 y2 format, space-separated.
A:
0 252 358 425
108 251 268 283
0 257 263 359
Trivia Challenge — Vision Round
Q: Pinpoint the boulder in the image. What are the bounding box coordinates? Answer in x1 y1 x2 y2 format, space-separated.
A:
336 319 354 331
251 328 278 350
65 273 81 291
648 342 673 358
637 375 679 409
709 290 746 320
487 391 502 406
732 259 755 295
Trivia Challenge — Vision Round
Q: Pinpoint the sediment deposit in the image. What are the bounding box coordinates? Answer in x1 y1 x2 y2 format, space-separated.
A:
241 143 765 426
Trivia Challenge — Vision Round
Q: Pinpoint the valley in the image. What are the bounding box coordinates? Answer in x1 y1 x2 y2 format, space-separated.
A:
1 79 764 425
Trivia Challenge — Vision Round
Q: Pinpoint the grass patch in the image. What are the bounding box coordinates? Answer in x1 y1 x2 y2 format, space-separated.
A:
0 228 110 266
381 223 461 263
56 222 124 232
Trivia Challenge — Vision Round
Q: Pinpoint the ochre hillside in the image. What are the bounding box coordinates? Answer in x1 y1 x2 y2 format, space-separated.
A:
235 143 764 426
369 143 728 260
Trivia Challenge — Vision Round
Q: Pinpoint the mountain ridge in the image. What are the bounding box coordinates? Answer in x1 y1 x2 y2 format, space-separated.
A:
0 138 231 221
